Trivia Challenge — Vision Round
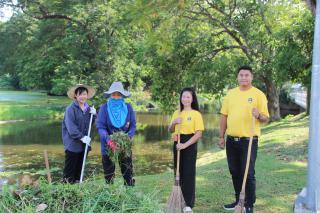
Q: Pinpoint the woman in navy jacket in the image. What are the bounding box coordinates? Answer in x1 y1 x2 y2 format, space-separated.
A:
62 84 96 183
96 82 136 186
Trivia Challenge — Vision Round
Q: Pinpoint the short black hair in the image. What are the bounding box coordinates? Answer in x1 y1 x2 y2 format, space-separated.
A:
179 87 200 111
75 87 88 97
237 65 253 74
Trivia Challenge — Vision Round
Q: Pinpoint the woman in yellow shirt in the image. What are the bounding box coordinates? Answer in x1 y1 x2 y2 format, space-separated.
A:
169 87 205 213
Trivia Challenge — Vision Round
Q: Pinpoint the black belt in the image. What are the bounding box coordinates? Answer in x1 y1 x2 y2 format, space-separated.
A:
227 135 258 142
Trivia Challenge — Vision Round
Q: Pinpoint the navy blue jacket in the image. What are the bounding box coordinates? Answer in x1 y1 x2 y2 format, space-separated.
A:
62 101 92 153
96 102 136 155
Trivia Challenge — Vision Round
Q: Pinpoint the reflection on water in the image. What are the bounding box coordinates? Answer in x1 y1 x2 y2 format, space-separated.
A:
0 112 219 183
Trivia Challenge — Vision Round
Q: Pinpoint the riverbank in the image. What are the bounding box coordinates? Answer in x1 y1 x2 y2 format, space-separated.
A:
0 90 70 121
0 114 308 212
0 90 220 121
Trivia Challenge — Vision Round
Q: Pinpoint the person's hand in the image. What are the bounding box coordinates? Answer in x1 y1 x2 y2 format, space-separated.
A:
172 117 183 125
81 136 91 146
252 108 260 119
176 143 188 150
218 137 225 149
90 106 96 115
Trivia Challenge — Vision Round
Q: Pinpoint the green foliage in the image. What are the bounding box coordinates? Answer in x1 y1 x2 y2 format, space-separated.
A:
0 73 15 89
279 83 294 104
108 131 132 163
132 0 313 118
0 178 161 212
0 0 315 117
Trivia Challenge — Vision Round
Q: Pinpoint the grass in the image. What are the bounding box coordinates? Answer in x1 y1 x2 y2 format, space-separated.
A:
0 178 161 213
0 90 309 212
134 113 309 213
0 90 71 121
0 113 309 212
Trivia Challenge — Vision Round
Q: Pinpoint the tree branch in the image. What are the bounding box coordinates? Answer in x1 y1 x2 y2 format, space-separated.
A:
257 0 272 35
209 45 245 59
190 3 253 61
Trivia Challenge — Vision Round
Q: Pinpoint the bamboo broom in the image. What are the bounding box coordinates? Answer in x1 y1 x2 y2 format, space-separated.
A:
167 110 186 213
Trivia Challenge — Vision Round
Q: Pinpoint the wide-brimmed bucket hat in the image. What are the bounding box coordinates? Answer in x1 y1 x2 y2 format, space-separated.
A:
104 82 130 98
67 84 96 99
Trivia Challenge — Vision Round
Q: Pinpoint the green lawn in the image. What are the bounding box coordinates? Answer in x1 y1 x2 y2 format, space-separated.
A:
134 114 308 213
0 90 70 121
0 90 309 213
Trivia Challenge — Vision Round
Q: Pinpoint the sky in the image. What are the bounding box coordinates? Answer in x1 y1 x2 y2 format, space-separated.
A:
0 2 15 22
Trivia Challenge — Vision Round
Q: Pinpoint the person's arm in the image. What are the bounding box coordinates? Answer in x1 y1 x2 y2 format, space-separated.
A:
252 92 270 123
64 107 84 141
218 114 227 149
176 130 202 150
127 104 136 139
168 118 182 132
96 105 110 143
257 113 269 123
168 110 180 132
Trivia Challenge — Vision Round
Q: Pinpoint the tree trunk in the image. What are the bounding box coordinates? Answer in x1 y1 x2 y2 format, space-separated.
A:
264 79 281 121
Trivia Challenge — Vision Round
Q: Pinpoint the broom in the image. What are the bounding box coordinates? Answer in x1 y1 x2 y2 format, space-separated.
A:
234 115 255 213
167 110 186 213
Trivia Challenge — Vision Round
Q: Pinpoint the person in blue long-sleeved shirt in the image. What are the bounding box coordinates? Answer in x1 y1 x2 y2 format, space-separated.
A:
96 82 136 186
62 84 96 183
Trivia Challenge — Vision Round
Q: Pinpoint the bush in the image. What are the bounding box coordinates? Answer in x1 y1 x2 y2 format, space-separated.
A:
0 73 15 89
49 79 72 96
279 83 294 104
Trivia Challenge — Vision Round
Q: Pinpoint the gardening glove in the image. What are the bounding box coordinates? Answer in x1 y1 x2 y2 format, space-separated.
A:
80 136 91 146
89 106 96 115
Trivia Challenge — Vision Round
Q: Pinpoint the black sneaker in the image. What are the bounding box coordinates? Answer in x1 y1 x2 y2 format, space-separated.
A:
245 206 254 213
223 201 238 211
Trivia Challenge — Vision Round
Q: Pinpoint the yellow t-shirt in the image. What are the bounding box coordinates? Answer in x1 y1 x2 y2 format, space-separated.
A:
220 86 269 137
170 109 204 135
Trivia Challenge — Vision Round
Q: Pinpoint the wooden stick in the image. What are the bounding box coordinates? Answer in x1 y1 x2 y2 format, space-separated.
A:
176 109 182 179
235 116 255 213
43 150 52 184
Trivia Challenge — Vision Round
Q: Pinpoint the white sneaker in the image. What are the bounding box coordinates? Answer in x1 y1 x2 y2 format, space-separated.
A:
183 206 193 213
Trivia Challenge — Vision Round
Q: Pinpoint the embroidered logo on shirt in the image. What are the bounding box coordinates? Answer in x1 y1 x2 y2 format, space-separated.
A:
248 98 253 103
187 117 192 121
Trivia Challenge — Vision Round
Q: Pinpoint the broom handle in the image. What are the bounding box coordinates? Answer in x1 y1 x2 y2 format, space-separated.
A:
43 150 52 184
238 115 255 210
80 108 94 183
176 110 182 178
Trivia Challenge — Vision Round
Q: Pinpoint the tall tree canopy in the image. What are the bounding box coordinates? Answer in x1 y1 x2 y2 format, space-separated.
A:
0 0 314 120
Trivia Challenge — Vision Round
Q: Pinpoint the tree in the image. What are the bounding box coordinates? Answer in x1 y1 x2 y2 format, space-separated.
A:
0 0 148 96
130 0 313 120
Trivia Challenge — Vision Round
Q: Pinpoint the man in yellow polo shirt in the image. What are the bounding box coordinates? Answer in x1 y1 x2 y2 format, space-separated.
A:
219 65 269 213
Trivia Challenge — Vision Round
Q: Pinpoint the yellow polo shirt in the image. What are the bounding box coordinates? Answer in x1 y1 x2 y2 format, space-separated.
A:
170 110 204 134
220 86 269 137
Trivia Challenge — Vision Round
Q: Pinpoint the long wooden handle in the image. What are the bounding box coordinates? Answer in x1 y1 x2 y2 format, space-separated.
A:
236 116 255 213
176 110 182 179
44 150 52 184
